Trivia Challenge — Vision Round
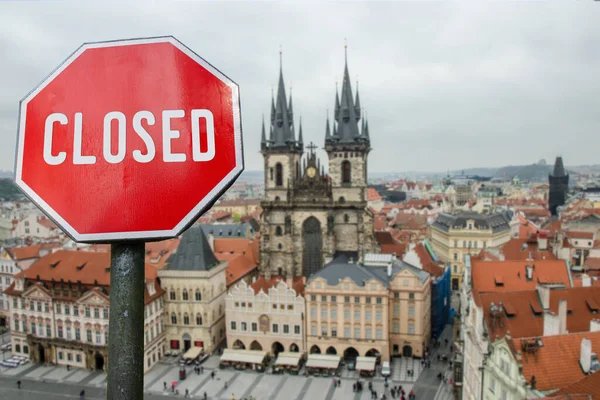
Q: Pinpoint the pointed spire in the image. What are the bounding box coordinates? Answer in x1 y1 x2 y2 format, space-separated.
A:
269 47 295 149
329 40 360 142
334 82 340 121
552 156 566 177
298 116 304 146
355 80 361 120
325 111 331 144
270 87 275 125
261 114 267 150
364 118 370 141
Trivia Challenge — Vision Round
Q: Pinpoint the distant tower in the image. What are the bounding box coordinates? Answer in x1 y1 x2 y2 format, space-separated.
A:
549 156 569 216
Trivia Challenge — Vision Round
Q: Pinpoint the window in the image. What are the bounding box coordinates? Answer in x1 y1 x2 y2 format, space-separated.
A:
96 331 101 344
169 290 176 300
376 297 382 305
73 306 78 316
453 265 458 273
344 214 349 223
342 160 351 184
183 314 190 325
454 240 457 248
269 167 273 181
195 290 201 301
394 292 399 298
344 327 351 338
76 354 82 363
321 324 327 336
283 324 289 334
501 390 508 400
66 326 71 340
321 308 327 318
171 313 177 324
31 322 36 334
331 296 337 303
365 328 372 339
463 241 466 248
272 324 279 333
354 296 360 303
57 326 63 338
294 325 300 335
37 301 42 312
196 314 202 325
366 297 371 304
409 293 415 300
252 322 258 332
13 298 17 309
241 322 247 331
354 327 360 339
483 241 487 249
85 307 90 317
393 305 400 315
275 163 283 187
376 310 382 321
489 377 496 393
454 253 457 261
393 322 399 333
365 311 372 321
46 325 51 337
275 226 282 236
230 321 236 330
354 309 360 320
311 308 316 318
408 322 415 334
376 329 383 339
331 327 337 337
94 308 100 319
75 328 81 341
182 289 189 301
474 241 478 249
65 305 70 315
409 306 415 317
30 301 34 311
311 325 317 336
87 330 92 342
310 295 316 301
58 352 63 360
22 320 26 332
331 308 337 319
344 310 351 320
321 295 327 302
344 296 350 303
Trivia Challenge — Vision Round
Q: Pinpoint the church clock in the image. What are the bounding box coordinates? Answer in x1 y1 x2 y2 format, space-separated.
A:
306 166 316 178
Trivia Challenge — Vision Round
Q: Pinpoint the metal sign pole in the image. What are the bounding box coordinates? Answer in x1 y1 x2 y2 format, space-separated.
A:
107 242 145 400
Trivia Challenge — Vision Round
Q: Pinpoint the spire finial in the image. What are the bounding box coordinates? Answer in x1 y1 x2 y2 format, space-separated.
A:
344 37 348 63
279 45 283 70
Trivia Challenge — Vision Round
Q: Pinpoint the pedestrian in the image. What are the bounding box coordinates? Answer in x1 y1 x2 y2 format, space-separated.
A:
391 388 396 397
17 380 21 389
185 389 190 398
204 392 208 400
338 379 341 387
211 371 215 379
164 381 167 391
172 382 176 392
444 338 448 347
67 364 70 371
353 383 356 392
80 389 85 400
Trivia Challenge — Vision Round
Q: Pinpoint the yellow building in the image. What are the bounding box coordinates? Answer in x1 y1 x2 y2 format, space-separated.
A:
429 212 512 290
158 227 228 354
304 254 431 361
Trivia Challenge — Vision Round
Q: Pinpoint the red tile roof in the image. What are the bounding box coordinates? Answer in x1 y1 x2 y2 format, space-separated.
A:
8 243 60 261
374 215 388 231
500 238 556 261
225 254 258 286
145 239 180 269
566 231 595 240
37 217 58 230
414 243 443 278
471 259 571 294
367 188 382 201
513 331 600 392
585 258 600 270
250 275 305 296
551 369 600 399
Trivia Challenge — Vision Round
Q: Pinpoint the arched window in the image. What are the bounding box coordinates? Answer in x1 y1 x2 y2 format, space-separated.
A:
170 313 177 324
182 289 188 301
270 168 273 181
195 290 201 301
275 226 282 236
344 214 349 223
169 290 176 301
339 197 345 203
278 243 283 250
196 314 202 325
342 161 351 184
183 313 190 325
275 163 283 187
275 196 280 202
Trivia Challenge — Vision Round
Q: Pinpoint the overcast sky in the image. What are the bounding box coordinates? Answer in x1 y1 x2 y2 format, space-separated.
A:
1 2 599 174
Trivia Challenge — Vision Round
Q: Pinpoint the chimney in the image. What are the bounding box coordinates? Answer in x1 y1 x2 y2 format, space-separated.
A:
208 233 215 251
580 338 592 374
558 299 568 335
537 284 550 310
582 274 592 288
543 311 560 336
591 319 600 332
525 265 533 280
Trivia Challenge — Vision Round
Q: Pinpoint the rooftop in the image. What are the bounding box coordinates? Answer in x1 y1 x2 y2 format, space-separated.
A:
163 227 220 272
432 211 512 233
250 275 305 296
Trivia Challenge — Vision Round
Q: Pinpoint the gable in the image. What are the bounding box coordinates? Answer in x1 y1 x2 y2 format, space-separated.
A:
77 290 109 306
22 285 51 300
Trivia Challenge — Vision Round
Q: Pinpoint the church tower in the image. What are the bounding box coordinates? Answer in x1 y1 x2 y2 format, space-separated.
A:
261 53 303 203
324 47 370 204
549 156 569 216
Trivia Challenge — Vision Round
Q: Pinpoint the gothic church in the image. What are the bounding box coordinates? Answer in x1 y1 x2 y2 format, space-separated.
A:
259 51 378 279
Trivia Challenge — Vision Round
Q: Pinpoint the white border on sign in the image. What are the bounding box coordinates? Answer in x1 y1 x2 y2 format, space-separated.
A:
14 36 244 243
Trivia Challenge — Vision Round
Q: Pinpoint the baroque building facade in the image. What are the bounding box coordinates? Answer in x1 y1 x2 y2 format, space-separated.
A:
259 52 377 279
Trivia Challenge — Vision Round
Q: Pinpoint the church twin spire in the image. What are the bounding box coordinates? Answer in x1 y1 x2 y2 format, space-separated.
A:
261 51 302 152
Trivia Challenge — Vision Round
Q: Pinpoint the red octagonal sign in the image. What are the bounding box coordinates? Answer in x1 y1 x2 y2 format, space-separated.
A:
15 37 243 242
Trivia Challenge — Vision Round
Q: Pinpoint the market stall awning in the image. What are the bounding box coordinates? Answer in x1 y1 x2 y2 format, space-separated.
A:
355 356 376 371
220 349 267 364
306 354 340 369
183 346 203 360
275 352 303 367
